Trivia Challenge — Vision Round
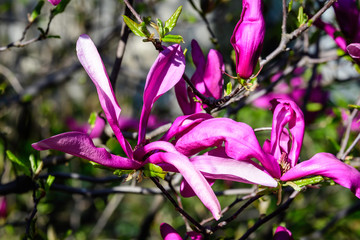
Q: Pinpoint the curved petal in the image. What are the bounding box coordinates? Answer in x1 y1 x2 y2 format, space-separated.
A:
138 44 186 144
313 19 347 51
175 118 281 178
89 116 106 138
32 132 142 169
160 223 182 240
271 99 304 167
48 0 61 5
180 177 215 198
76 34 133 159
190 155 278 187
147 152 221 220
281 153 360 198
175 78 194 115
203 49 224 99
160 113 213 142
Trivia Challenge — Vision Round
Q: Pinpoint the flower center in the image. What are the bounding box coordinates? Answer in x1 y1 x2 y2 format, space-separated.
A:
278 152 291 175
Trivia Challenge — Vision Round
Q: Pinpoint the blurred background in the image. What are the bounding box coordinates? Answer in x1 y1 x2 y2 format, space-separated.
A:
0 0 360 239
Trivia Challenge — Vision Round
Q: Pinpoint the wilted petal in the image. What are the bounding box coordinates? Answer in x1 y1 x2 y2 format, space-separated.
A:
270 99 304 167
175 118 281 178
138 44 186 144
347 43 360 59
273 226 293 240
160 223 182 240
147 152 221 220
230 0 265 79
190 155 278 187
48 0 61 5
32 132 142 169
281 153 360 198
76 34 133 158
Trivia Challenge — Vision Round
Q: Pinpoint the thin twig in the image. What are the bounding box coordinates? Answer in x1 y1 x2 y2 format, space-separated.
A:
238 190 301 240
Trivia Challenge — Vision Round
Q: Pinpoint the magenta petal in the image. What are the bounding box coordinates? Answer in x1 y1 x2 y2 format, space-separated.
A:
271 99 304 167
138 44 186 144
160 113 213 142
175 118 281 178
147 152 221 220
230 0 265 79
175 78 194 115
203 49 224 99
190 155 278 187
281 153 360 198
347 43 360 59
48 0 61 5
273 226 293 240
32 132 142 169
160 223 182 240
180 177 215 198
76 34 133 159
89 116 106 138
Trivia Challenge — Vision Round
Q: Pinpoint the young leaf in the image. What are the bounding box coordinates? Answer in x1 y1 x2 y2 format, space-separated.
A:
29 0 45 23
164 6 183 34
162 34 184 43
45 175 55 192
123 15 147 37
226 82 232 96
88 112 97 127
288 0 293 12
29 154 38 174
143 163 167 179
297 6 308 27
51 0 71 16
157 18 165 39
6 150 31 177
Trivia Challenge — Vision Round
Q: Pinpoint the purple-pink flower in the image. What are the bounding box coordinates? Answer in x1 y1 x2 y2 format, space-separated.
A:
273 226 293 240
160 223 203 240
175 40 224 114
230 0 265 79
48 0 62 6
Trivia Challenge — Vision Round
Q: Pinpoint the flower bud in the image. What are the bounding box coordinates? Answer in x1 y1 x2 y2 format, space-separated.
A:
230 0 265 79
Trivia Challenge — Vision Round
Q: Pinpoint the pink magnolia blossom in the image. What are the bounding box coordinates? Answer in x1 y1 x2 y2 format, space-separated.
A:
273 226 293 240
230 0 265 79
175 40 224 114
48 0 62 6
32 35 281 220
66 116 105 139
347 43 360 59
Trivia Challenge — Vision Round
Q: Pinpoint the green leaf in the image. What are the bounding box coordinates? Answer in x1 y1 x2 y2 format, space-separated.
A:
306 102 322 112
292 176 325 188
143 163 167 179
113 169 134 176
162 34 184 43
29 0 44 23
6 150 31 177
51 0 71 16
88 112 97 127
29 154 38 174
89 161 113 171
123 15 147 37
226 82 232 96
157 18 165 39
297 6 308 27
164 6 182 34
288 0 293 12
45 175 55 192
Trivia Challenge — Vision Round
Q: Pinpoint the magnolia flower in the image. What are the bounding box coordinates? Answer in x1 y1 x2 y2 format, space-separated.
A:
265 99 360 198
48 0 62 6
273 226 293 240
32 35 282 220
347 43 360 59
175 40 224 114
32 34 230 219
160 223 203 240
230 0 265 79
